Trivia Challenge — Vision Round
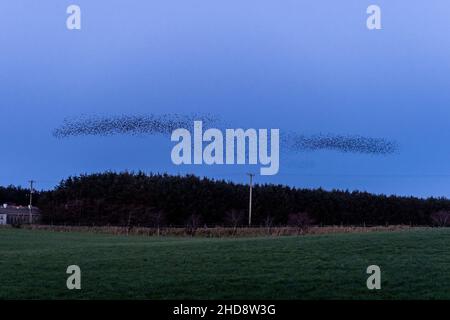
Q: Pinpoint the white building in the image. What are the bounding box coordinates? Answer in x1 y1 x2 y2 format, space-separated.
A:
0 213 6 225
0 204 41 225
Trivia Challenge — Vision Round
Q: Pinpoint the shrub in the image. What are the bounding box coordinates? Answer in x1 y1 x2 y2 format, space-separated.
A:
11 222 22 229
288 212 314 234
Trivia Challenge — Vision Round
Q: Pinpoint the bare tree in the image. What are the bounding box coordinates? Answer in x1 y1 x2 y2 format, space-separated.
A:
288 212 314 235
431 210 450 227
225 209 245 233
186 213 202 236
147 209 166 236
126 206 142 235
263 215 274 234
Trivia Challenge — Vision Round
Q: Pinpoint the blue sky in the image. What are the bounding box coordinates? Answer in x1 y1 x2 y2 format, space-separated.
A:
1 1 450 197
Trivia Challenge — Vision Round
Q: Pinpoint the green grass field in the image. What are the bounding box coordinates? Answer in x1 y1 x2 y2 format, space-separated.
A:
1 227 450 300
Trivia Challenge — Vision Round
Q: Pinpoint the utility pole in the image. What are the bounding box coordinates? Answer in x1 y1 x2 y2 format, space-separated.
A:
247 173 255 227
29 180 35 224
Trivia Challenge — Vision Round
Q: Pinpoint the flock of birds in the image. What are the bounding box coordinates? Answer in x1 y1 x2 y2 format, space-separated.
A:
53 113 219 138
282 132 397 155
53 113 398 155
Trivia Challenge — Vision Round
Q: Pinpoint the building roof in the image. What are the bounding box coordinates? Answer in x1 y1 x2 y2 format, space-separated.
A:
0 206 40 216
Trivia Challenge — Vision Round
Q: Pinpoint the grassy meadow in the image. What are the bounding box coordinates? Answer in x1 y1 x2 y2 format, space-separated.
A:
1 227 450 299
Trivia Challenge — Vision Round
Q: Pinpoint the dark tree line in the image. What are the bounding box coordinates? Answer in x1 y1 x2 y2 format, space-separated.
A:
20 171 449 227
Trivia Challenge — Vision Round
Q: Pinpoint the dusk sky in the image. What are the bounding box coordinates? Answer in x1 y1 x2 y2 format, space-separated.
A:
2 0 450 197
